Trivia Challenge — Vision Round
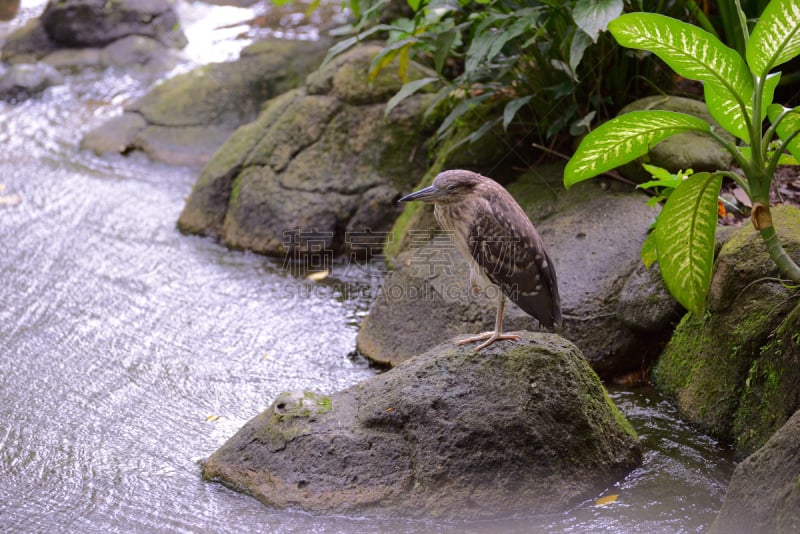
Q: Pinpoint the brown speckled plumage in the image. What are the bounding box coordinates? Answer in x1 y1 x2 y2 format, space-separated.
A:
399 169 561 350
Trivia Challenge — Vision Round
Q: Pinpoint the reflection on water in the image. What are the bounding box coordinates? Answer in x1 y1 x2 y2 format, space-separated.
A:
0 1 735 532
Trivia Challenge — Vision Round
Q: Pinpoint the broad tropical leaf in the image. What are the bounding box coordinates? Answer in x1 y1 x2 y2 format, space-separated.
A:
573 0 624 42
703 72 780 142
564 111 711 186
746 0 800 77
767 104 800 161
654 172 722 316
609 13 752 139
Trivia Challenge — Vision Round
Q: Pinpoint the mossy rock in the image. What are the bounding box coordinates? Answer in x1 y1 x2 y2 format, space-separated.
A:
178 44 437 255
653 206 800 455
203 332 641 519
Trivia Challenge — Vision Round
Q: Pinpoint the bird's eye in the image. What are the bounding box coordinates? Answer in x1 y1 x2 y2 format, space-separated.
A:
446 184 457 192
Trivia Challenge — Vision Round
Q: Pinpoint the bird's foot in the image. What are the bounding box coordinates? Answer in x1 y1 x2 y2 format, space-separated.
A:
456 331 520 352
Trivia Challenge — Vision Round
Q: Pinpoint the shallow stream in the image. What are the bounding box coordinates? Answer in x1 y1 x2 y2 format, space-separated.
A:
0 2 735 532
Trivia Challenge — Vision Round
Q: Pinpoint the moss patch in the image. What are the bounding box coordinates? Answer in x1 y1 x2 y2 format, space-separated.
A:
654 206 800 454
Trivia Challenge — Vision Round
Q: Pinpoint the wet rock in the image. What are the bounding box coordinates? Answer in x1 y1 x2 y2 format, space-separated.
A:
1 0 185 69
0 62 63 100
358 163 675 377
710 408 800 534
41 0 186 49
652 206 800 456
81 38 330 165
177 44 436 254
203 332 642 519
616 262 684 333
618 95 735 182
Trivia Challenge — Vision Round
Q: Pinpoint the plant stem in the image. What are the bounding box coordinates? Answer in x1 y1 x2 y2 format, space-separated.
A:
757 205 800 284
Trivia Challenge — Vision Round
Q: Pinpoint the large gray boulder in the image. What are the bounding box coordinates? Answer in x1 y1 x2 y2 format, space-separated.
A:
357 164 682 377
202 332 642 518
177 44 436 255
81 38 330 165
710 408 800 533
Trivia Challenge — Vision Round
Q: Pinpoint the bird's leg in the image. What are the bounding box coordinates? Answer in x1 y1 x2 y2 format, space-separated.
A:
456 293 520 351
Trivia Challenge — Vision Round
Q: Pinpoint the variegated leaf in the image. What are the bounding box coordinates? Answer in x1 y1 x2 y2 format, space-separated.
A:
704 71 780 142
655 172 722 316
564 111 711 186
609 13 751 96
747 0 800 77
768 104 800 161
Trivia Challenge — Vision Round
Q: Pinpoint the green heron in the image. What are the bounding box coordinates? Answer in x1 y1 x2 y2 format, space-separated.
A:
399 169 562 351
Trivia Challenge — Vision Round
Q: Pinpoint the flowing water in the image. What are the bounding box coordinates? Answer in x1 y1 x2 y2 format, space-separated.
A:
0 2 736 532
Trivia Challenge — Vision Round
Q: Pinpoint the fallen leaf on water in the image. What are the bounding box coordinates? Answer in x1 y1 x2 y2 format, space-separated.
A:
0 194 21 206
205 415 220 422
306 269 329 281
595 494 619 507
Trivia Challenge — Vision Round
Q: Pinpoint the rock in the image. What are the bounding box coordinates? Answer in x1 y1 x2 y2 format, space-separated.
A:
81 38 331 165
0 0 20 21
617 262 684 333
358 163 675 377
1 0 185 68
177 44 437 254
0 62 63 100
652 206 800 456
202 332 642 519
710 408 800 534
618 95 735 182
41 0 186 49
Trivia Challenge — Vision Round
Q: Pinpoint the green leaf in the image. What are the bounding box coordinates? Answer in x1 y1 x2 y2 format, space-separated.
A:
573 0 624 42
654 172 722 316
406 0 422 11
746 0 800 77
609 13 752 138
434 30 458 74
640 230 658 269
436 93 494 137
384 77 439 117
704 71 781 142
503 96 532 130
564 110 711 187
768 105 800 161
569 29 593 76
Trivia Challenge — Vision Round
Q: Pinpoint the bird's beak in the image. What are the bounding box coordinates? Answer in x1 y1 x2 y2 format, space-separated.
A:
398 185 442 203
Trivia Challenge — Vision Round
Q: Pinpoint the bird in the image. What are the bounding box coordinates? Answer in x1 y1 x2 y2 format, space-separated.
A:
398 169 561 351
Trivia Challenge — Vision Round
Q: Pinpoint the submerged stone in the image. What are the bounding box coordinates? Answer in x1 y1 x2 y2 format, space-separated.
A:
203 332 642 519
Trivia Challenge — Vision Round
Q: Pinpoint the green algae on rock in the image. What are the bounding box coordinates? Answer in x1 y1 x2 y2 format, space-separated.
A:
653 206 800 456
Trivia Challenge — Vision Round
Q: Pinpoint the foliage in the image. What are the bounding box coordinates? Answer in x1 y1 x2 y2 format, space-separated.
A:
565 0 800 316
637 164 694 207
322 0 688 152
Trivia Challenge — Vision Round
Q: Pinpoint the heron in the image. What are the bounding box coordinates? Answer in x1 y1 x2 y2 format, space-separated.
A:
398 169 561 351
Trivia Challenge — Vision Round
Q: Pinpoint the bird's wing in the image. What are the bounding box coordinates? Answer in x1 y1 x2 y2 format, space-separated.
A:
468 207 561 328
